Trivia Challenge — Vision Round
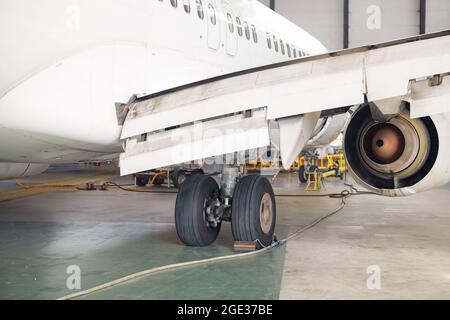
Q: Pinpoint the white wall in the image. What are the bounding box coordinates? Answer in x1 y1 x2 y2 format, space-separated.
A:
276 0 344 51
258 0 271 8
348 0 419 47
259 0 450 51
426 0 450 33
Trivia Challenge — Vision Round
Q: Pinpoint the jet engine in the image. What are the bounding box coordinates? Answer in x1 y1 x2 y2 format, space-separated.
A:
307 113 348 149
0 163 49 180
344 104 450 196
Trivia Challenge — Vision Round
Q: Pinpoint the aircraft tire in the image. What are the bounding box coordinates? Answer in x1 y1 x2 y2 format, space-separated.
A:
135 176 150 187
231 175 276 249
171 169 187 189
175 175 221 246
298 166 307 183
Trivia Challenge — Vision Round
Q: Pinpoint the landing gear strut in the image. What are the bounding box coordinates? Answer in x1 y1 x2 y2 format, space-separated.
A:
174 166 276 247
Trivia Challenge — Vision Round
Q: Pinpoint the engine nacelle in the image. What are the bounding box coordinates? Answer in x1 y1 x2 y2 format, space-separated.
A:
0 163 49 180
344 104 450 196
307 113 349 149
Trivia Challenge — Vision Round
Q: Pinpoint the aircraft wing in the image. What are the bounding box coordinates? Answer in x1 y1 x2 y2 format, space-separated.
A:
119 31 450 176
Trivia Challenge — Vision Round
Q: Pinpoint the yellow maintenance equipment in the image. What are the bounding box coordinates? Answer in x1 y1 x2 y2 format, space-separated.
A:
322 170 337 178
292 153 346 171
305 171 322 191
305 170 339 191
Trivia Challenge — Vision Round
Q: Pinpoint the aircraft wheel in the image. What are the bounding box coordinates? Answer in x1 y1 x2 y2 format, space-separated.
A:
135 176 149 187
171 169 187 189
231 175 276 248
175 175 221 246
192 168 204 175
298 166 307 183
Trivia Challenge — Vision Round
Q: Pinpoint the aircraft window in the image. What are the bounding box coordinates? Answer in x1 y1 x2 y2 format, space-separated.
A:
251 25 258 43
183 0 191 13
287 44 292 58
196 0 204 20
208 3 216 25
244 21 250 40
293 47 298 58
170 0 178 8
280 39 285 55
236 17 243 37
273 35 279 52
227 13 234 33
266 33 272 49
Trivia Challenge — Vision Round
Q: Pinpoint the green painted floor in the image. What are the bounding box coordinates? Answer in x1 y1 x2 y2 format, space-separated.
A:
0 220 287 300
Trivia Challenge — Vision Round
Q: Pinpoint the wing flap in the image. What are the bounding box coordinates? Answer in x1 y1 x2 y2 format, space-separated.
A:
119 109 270 176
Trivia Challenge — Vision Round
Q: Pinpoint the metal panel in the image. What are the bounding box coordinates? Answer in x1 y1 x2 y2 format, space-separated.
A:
410 76 450 119
276 0 344 51
257 0 271 8
426 0 450 33
364 35 450 101
120 51 365 140
278 112 321 170
349 0 420 47
120 110 270 175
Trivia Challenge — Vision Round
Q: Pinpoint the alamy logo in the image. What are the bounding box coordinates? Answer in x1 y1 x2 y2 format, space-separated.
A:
366 265 381 290
66 5 81 31
367 5 382 30
66 265 81 290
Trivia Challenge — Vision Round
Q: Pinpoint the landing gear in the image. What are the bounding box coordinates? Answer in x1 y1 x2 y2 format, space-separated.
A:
135 176 150 187
170 168 204 189
174 166 276 248
171 169 187 189
298 165 307 183
175 175 222 246
231 175 276 248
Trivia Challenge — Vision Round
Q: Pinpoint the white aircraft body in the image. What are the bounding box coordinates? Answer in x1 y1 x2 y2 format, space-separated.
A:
1 0 450 247
0 0 331 170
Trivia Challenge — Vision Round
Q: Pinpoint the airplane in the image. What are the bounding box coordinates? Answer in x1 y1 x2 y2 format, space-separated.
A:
1 0 450 248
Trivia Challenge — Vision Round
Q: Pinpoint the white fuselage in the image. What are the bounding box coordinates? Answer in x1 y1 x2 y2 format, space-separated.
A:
0 0 326 165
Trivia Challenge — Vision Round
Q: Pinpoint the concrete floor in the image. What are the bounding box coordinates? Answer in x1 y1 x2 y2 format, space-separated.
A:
276 176 450 299
0 167 449 299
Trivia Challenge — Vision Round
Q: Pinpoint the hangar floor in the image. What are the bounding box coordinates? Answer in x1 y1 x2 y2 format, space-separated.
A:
0 165 449 300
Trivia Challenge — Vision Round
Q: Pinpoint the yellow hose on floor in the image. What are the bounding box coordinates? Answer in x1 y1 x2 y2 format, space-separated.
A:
0 172 119 203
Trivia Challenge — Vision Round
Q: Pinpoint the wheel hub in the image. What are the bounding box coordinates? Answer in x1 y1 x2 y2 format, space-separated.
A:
204 197 221 229
178 174 186 186
260 193 273 235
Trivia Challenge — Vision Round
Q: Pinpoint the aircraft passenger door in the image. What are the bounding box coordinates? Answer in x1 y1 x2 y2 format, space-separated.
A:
206 0 220 50
222 2 238 56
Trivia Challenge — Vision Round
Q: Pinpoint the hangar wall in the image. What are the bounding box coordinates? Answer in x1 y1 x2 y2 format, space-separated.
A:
275 0 344 52
258 0 450 51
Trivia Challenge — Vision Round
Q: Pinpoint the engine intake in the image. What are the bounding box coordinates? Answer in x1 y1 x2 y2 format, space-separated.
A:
344 104 439 194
